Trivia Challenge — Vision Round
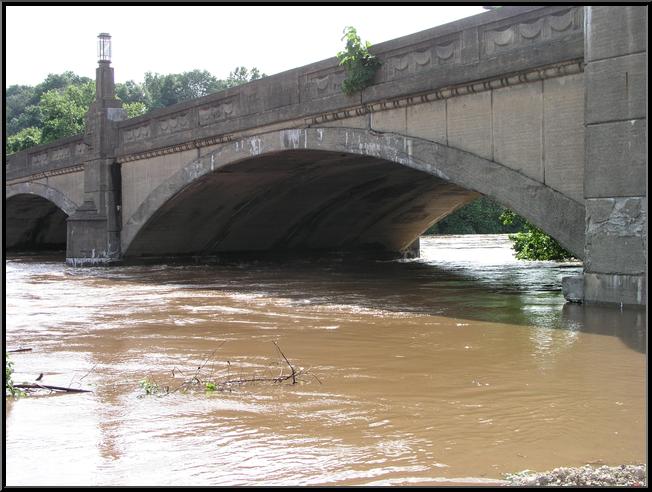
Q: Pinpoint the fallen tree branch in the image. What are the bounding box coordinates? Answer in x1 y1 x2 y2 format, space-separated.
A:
141 341 315 396
14 383 92 393
7 348 33 353
273 340 296 384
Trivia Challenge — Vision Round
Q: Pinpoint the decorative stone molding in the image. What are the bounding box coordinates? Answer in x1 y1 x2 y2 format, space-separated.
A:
122 124 151 143
303 69 347 99
116 134 235 163
51 147 71 161
482 7 582 57
5 164 85 185
158 113 191 135
305 59 583 125
31 153 49 167
115 59 582 164
199 97 238 126
385 36 461 80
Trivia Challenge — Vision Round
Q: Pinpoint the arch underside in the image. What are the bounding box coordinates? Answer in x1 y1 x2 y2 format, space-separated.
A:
125 150 478 258
123 127 585 260
5 194 68 251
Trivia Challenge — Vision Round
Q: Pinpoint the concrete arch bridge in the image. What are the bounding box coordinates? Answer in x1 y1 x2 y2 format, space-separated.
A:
5 6 646 306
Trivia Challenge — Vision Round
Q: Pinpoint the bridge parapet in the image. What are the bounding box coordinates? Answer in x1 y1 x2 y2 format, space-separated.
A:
115 5 583 161
5 135 86 182
5 6 584 179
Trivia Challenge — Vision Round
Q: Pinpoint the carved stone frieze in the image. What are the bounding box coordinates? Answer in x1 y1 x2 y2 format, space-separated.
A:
123 124 151 143
158 113 191 135
51 147 71 161
31 153 48 167
303 70 347 99
385 37 461 80
483 7 582 57
199 97 238 126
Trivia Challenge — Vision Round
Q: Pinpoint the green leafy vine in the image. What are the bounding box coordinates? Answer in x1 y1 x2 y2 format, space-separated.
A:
336 26 381 95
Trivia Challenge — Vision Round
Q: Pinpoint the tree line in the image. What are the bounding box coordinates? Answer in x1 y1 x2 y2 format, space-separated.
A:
5 67 265 154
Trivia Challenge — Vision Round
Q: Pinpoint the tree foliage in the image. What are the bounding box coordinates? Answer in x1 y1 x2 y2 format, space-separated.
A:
427 197 573 261
336 26 381 95
225 66 265 88
123 101 148 118
427 197 526 235
6 66 265 154
39 81 95 144
500 210 575 261
6 127 42 154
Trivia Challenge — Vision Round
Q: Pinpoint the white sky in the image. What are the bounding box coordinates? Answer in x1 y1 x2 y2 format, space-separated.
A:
5 6 487 87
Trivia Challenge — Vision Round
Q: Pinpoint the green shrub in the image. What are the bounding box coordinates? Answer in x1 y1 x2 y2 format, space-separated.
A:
336 26 381 95
500 210 574 261
5 354 25 398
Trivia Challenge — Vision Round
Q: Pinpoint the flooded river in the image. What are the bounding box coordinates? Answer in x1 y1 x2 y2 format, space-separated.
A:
4 235 646 486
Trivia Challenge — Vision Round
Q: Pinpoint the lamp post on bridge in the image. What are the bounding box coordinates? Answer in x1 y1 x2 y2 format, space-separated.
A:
66 32 126 266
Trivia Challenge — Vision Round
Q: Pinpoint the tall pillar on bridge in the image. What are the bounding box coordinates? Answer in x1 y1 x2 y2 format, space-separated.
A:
66 33 126 266
581 6 647 305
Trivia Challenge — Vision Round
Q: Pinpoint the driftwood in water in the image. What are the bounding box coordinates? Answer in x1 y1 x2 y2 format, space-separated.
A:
145 341 319 397
14 383 92 393
7 348 33 353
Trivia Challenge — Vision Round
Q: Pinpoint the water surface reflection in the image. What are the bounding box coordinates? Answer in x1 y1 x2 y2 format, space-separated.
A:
5 235 646 486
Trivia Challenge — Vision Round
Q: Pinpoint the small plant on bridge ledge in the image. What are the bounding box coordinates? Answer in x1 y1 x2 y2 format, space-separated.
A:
336 26 381 95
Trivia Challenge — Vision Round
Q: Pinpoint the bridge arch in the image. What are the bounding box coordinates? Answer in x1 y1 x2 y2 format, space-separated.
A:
122 127 585 259
5 182 79 251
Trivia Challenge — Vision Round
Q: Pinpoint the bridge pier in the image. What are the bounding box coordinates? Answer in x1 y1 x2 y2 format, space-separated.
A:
403 237 420 259
564 6 647 306
66 47 125 266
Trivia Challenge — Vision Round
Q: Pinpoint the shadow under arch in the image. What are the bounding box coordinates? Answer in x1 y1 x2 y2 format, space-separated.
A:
122 127 585 259
5 182 79 252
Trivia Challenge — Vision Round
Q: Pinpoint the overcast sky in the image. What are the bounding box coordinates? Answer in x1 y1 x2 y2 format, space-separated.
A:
5 5 486 87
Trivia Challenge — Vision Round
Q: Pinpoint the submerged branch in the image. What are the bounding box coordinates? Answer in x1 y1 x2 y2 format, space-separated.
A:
140 341 315 397
273 340 296 384
14 383 92 393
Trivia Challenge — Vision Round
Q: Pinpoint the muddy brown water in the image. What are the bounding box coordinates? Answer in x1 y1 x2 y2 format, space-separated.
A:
4 235 646 486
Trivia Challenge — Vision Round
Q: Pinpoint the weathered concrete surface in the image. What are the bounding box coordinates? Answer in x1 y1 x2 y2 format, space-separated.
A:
583 273 647 307
542 72 584 203
584 120 646 198
584 197 647 275
120 149 198 226
124 149 477 258
121 127 585 259
447 91 493 159
562 275 584 303
585 5 647 62
65 59 126 266
582 5 647 306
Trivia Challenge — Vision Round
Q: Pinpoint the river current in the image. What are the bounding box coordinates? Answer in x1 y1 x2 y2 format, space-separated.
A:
4 235 646 486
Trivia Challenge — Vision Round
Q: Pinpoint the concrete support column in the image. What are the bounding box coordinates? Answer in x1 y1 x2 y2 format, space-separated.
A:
66 49 126 266
581 6 647 305
403 237 420 259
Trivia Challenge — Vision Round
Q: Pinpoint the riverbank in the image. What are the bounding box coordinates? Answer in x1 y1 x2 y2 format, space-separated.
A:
504 464 646 487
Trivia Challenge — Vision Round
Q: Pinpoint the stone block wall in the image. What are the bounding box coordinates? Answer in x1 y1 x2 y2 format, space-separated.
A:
583 6 647 305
